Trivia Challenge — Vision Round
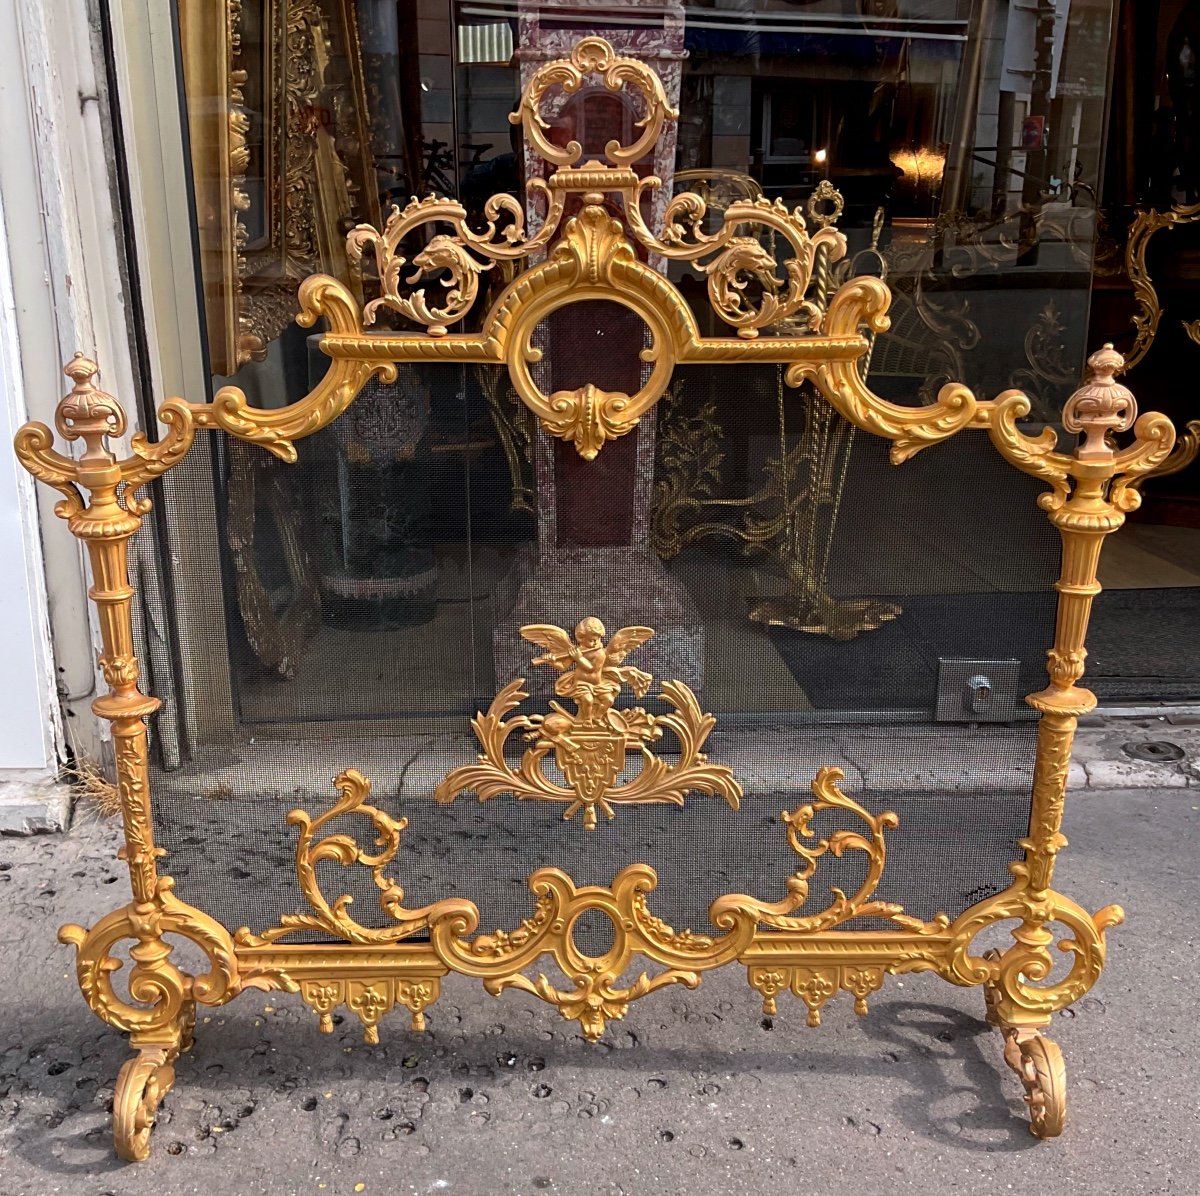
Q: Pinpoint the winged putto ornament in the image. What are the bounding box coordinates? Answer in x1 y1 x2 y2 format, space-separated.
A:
521 618 654 744
434 618 743 830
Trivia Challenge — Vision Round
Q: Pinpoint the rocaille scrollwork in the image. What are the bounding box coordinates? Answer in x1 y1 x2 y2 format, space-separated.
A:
185 33 973 463
244 763 941 1043
1141 418 1200 484
344 36 842 342
1118 204 1200 485
234 770 475 946
433 619 742 830
12 37 1179 1160
1125 201 1200 370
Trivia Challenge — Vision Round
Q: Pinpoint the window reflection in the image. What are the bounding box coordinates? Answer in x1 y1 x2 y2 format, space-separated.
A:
172 0 1113 728
179 1 1114 406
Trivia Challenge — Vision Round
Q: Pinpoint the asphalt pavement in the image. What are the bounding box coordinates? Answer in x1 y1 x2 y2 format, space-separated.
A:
0 787 1195 1196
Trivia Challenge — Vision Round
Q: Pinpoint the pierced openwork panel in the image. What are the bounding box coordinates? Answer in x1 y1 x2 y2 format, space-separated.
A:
13 28 1173 1161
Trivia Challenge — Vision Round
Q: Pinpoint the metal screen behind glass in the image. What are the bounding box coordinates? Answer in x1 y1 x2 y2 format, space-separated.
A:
147 0 1116 946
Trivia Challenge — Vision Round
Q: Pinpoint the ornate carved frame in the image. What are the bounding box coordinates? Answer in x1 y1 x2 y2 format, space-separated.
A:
1121 201 1200 478
179 0 378 376
1126 200 1200 370
14 37 1178 1161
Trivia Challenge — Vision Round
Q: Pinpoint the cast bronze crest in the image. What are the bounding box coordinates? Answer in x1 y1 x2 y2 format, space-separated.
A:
434 618 742 830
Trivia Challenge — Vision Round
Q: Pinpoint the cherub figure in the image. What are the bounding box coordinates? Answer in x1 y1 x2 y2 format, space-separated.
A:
520 618 654 743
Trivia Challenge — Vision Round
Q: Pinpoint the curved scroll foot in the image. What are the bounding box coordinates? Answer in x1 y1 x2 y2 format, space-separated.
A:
979 950 1065 1137
113 1046 178 1162
1001 1030 1066 1139
982 947 1066 1138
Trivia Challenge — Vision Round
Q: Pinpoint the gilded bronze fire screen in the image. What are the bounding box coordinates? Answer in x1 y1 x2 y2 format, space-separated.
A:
14 38 1179 1161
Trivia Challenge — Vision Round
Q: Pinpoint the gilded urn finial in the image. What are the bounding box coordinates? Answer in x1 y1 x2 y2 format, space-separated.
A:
1062 343 1136 464
64 351 100 386
56 353 126 466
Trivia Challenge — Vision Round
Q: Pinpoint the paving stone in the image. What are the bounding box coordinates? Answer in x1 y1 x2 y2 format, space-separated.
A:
1083 759 1190 789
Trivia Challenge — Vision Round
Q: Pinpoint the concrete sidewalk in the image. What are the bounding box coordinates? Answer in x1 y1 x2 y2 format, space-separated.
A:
0 786 1196 1196
5 715 1200 836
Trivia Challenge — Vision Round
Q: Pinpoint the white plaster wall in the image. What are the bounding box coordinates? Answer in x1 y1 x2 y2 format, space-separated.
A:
0 1 148 788
0 196 59 775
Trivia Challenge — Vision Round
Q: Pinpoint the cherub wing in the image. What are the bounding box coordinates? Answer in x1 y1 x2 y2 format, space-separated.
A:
519 623 576 670
605 626 655 664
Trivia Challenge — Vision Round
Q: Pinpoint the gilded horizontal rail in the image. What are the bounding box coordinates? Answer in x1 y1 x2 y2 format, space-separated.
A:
236 931 955 972
315 330 870 365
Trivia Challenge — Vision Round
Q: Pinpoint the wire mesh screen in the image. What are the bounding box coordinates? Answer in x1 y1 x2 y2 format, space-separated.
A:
146 348 1058 950
146 0 1121 953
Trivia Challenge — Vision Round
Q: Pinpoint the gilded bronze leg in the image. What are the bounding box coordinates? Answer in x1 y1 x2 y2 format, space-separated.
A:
113 1046 178 1163
109 980 198 1160
17 358 246 1161
983 948 1065 1139
971 345 1175 1137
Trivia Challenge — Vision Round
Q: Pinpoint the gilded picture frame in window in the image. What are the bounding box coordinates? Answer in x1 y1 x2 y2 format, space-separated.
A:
178 0 380 376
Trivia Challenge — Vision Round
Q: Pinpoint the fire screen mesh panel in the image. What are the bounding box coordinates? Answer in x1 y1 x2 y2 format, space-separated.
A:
144 346 1057 949
14 30 1181 1162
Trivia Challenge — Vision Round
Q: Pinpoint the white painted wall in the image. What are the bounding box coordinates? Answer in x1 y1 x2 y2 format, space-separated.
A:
0 2 149 788
0 194 59 775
